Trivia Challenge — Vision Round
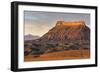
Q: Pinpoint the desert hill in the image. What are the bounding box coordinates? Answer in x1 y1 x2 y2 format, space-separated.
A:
38 21 90 44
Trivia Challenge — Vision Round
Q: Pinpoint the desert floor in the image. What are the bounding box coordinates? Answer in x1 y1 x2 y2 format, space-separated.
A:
24 49 90 62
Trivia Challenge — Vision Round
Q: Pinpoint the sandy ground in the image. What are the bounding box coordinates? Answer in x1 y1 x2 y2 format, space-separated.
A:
24 49 90 62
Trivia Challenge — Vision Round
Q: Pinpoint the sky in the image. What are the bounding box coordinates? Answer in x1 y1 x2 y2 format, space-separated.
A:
24 11 90 37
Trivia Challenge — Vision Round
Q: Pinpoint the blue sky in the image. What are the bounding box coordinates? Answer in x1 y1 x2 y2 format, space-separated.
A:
24 11 90 36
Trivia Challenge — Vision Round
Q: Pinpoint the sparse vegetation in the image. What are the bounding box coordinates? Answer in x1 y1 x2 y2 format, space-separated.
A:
24 41 90 57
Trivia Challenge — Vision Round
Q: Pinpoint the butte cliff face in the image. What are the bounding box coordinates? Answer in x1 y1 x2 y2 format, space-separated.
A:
38 21 90 44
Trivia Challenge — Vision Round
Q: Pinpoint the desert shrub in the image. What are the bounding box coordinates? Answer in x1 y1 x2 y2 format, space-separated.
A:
81 43 90 50
64 46 70 50
24 43 28 48
81 45 90 50
24 42 33 49
30 47 45 55
59 44 66 50
30 44 51 55
47 44 56 48
65 43 69 45
24 51 30 56
68 44 80 50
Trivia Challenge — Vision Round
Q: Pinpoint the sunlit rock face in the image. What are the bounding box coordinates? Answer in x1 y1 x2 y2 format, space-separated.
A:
38 21 90 44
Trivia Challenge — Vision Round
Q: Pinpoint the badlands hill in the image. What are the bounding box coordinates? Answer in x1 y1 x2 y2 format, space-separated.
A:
38 21 90 44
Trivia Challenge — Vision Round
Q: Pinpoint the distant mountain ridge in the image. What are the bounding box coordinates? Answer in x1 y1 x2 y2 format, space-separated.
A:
24 34 40 41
